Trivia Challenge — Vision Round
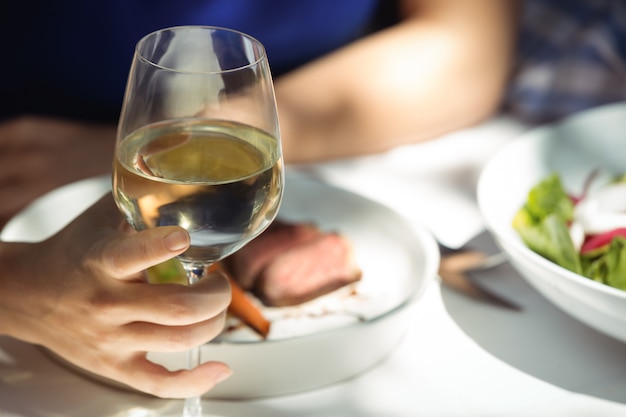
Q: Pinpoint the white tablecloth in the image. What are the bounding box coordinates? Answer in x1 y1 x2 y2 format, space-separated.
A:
2 116 626 417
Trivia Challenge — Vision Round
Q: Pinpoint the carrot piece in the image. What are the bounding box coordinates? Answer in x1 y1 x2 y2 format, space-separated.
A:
214 263 271 339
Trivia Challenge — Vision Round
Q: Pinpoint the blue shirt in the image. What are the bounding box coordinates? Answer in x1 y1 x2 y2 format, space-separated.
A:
1 0 387 122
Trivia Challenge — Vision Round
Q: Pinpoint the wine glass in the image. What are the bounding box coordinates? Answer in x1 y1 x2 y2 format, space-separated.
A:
112 26 284 417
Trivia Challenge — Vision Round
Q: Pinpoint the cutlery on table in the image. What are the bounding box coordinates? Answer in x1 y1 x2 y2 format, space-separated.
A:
437 236 523 311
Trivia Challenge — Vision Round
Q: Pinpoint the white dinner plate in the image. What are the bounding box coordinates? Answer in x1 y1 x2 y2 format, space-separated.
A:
1 170 439 399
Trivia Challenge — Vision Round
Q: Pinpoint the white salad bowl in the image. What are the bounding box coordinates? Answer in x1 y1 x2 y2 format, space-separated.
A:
477 102 626 344
1 170 438 399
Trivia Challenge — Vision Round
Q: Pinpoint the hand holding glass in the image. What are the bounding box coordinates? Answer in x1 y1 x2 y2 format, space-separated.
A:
112 26 284 417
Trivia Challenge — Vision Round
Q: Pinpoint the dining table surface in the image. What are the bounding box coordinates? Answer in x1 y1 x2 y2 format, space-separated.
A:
2 113 626 417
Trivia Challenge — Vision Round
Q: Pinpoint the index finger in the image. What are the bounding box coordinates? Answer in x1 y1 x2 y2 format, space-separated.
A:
98 226 190 279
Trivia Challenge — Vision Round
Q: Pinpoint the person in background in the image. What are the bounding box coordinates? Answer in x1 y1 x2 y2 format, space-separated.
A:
2 0 625 226
504 0 626 123
0 0 519 227
0 0 624 399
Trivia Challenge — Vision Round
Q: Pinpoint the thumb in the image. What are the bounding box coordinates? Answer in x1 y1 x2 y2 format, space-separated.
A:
98 226 190 279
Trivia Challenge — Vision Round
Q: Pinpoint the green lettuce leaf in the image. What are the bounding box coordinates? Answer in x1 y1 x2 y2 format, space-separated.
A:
583 237 626 290
513 173 582 274
146 258 188 285
524 173 574 222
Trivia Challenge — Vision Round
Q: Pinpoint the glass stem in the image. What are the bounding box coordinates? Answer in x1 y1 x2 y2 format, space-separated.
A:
181 262 212 417
182 362 202 417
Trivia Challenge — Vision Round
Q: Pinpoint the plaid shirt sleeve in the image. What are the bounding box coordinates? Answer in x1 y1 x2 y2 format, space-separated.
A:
504 0 626 124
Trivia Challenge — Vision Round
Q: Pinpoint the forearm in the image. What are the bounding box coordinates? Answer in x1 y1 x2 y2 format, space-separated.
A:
276 0 520 163
0 117 117 227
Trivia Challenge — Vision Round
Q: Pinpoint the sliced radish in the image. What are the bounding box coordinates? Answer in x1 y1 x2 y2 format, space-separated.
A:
569 221 585 252
574 183 626 234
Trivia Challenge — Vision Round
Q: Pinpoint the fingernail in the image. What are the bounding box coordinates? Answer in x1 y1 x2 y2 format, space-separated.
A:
163 230 189 252
215 368 233 385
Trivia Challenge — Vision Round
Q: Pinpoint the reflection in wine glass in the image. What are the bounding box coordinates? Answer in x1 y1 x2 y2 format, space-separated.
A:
112 26 284 417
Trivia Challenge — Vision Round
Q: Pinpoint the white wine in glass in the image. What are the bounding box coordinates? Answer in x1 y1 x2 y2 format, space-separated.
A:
112 26 284 417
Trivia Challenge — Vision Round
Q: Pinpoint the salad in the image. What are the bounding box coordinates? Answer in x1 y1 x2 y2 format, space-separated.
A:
513 171 626 291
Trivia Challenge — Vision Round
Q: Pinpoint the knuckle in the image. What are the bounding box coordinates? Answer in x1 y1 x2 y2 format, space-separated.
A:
88 291 124 321
165 311 228 351
82 241 117 275
164 328 195 350
97 328 123 351
161 296 193 321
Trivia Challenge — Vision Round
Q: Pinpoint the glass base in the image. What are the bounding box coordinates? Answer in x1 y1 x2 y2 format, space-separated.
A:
150 399 225 417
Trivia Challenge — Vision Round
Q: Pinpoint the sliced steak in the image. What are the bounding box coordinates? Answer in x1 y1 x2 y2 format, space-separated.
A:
224 220 321 289
254 232 362 307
